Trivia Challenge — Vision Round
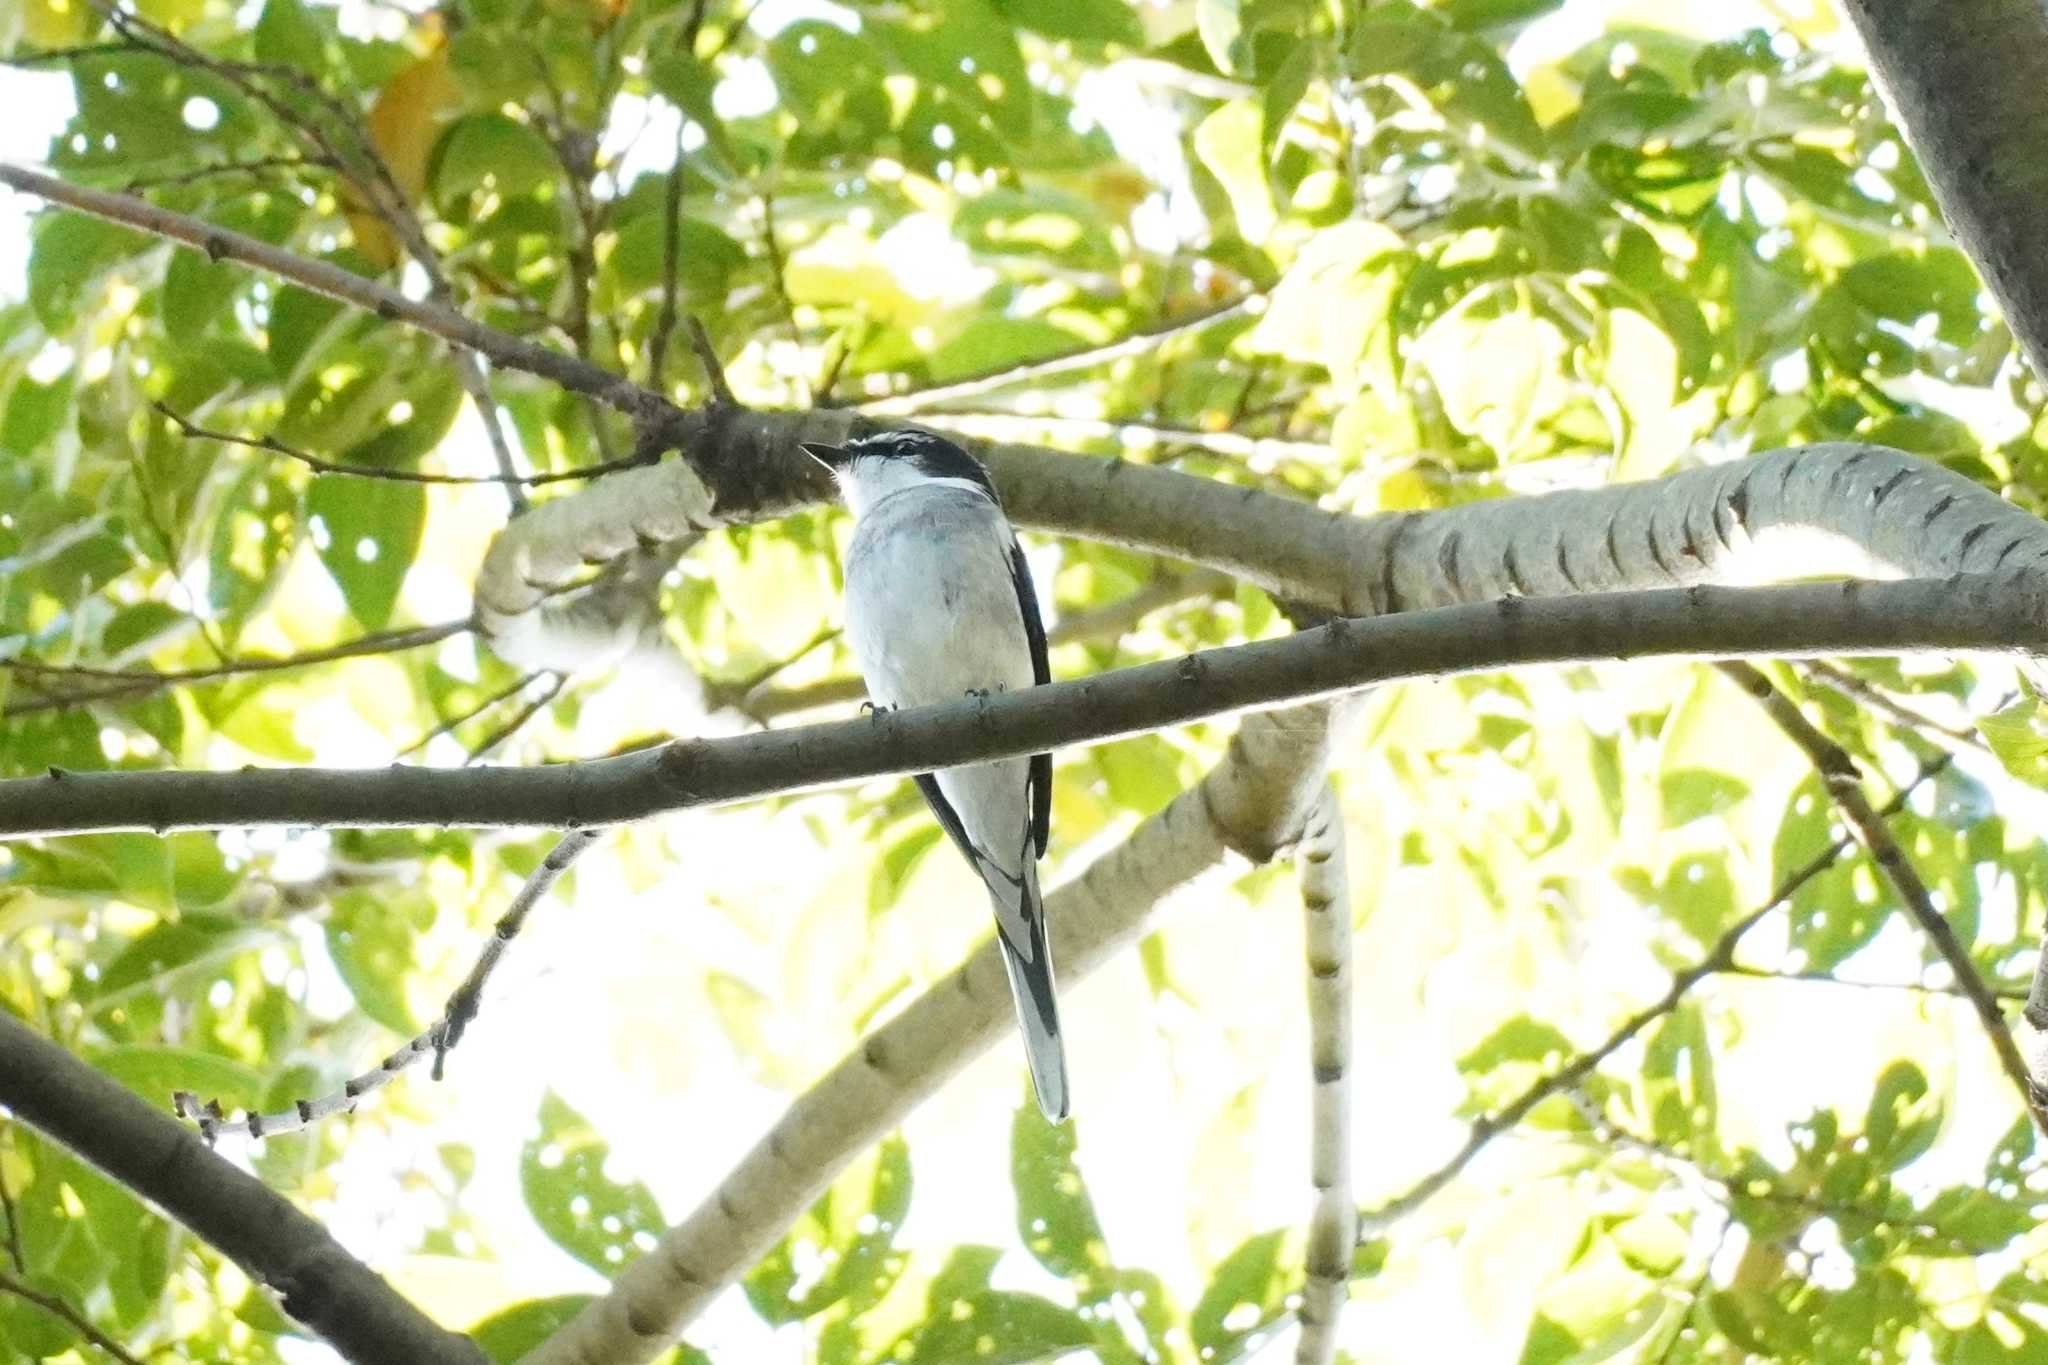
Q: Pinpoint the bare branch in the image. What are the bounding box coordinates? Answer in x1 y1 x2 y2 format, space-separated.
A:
0 1268 146 1365
941 411 1333 466
1799 660 1992 752
860 295 1257 415
1360 750 1954 1235
153 401 645 487
1294 783 1353 1365
647 141 686 393
1714 962 2030 1001
1 575 2041 839
0 163 670 428
180 828 601 1141
0 1012 487 1363
1718 661 2048 1134
397 671 547 759
464 673 567 763
2 620 470 717
686 317 735 408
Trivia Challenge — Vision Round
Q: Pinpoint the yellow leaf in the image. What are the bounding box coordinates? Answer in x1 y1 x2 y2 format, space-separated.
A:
345 36 464 268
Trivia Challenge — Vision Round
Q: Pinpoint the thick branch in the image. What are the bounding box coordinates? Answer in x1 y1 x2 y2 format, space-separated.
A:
528 703 1348 1365
0 1012 485 1364
2 575 2041 839
1838 0 2048 383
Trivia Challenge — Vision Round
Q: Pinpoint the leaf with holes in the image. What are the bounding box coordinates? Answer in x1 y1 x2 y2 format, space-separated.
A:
306 476 425 629
520 1092 667 1276
744 1135 912 1323
1012 1101 1109 1282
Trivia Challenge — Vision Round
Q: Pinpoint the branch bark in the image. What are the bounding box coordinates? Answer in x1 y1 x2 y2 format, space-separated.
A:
2 574 2041 839
527 702 1350 1365
0 1012 485 1365
1294 782 1354 1365
1838 0 2048 383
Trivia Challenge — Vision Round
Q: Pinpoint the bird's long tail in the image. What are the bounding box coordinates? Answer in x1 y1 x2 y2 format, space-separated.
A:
992 857 1070 1122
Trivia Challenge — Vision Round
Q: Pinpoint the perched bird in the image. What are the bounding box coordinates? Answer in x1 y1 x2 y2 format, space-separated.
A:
802 429 1069 1121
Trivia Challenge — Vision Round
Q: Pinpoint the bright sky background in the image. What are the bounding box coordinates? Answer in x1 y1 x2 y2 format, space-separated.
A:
9 3 2046 1363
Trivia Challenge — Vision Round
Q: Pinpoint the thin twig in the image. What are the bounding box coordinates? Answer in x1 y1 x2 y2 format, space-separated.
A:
860 295 1259 415
686 317 735 407
1715 962 2031 1001
927 410 1331 465
648 138 686 392
1719 661 2048 1135
758 187 806 401
1359 750 1955 1236
395 671 546 760
464 673 566 763
178 829 602 1141
1800 660 1992 752
1294 783 1353 1365
0 1270 146 1365
121 153 338 194
2 620 470 716
152 401 642 487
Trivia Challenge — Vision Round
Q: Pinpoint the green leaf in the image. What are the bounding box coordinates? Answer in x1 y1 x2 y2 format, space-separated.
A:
0 1270 85 1357
745 1136 912 1323
991 0 1141 46
1189 1229 1287 1354
1248 220 1406 391
306 476 425 629
1193 100 1274 244
434 113 560 203
92 1046 264 1113
471 1296 595 1362
1011 1102 1108 1282
520 1092 667 1276
253 0 328 74
28 213 151 333
1978 696 2048 791
324 888 425 1034
905 1290 1093 1364
1197 0 1242 75
160 249 243 345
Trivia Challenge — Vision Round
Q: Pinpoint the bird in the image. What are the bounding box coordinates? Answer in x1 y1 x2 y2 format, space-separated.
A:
801 428 1069 1121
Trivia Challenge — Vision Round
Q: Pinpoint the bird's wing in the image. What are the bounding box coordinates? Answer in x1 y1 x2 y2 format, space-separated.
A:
1008 538 1053 858
913 771 979 868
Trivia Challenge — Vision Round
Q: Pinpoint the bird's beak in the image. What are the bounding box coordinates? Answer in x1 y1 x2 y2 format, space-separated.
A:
800 441 847 471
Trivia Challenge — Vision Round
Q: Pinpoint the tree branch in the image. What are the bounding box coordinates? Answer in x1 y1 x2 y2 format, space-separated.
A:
0 1268 144 1365
178 827 601 1140
1718 661 2048 1133
527 702 1352 1365
0 1012 486 1364
1 620 469 717
1294 783 1353 1365
1360 751 1954 1234
0 575 2040 839
0 162 669 428
152 401 643 487
858 294 1257 415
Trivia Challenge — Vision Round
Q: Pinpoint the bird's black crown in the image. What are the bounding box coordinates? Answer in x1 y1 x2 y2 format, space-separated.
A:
804 429 999 501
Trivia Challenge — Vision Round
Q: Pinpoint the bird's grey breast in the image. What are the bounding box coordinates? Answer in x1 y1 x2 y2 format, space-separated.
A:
843 486 1033 710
